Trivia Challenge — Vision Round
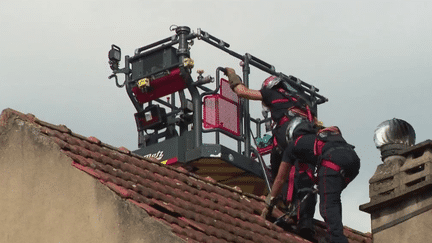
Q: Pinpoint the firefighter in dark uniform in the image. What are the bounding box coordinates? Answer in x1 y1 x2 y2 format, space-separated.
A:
278 117 361 243
225 68 319 238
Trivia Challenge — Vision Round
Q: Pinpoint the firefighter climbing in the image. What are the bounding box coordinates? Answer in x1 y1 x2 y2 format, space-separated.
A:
225 68 361 243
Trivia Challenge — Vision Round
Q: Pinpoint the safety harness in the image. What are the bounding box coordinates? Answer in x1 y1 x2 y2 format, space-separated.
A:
275 87 315 123
271 85 319 152
286 135 317 202
286 126 354 202
314 126 355 184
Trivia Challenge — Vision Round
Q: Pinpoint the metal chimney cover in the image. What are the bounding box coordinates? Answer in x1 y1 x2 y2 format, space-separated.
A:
373 118 416 148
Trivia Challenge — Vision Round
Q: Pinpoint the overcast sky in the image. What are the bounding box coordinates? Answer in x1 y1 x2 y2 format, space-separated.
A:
1 0 431 233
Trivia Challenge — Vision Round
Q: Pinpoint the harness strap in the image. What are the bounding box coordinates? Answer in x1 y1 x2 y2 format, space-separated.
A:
314 139 325 156
294 135 303 146
298 163 316 182
277 88 297 102
271 98 291 104
306 105 313 122
321 160 341 172
287 107 313 122
321 159 352 184
278 116 290 126
286 165 296 202
273 136 278 149
286 162 318 206
277 107 314 127
297 162 318 186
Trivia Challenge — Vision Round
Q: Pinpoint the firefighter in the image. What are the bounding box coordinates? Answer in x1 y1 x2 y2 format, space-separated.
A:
225 67 318 238
274 117 361 243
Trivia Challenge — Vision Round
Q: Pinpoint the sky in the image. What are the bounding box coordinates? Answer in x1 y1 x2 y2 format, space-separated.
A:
1 0 432 233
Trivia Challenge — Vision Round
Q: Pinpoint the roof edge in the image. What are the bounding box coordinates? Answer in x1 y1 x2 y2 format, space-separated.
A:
0 108 266 202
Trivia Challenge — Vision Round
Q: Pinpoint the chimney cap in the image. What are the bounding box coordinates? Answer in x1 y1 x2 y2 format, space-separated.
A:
373 118 416 149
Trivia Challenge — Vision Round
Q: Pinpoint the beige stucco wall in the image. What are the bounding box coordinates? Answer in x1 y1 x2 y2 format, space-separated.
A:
373 209 432 243
370 192 432 234
0 118 184 243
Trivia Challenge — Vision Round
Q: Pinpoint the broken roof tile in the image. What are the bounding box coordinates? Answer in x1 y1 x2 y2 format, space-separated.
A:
0 108 372 243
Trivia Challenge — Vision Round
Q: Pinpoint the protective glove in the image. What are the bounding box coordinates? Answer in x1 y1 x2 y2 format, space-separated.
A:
225 68 242 90
261 195 276 219
264 194 276 206
261 206 272 219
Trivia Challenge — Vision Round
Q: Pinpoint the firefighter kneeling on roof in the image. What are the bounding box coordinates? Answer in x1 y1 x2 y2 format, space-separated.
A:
265 117 360 243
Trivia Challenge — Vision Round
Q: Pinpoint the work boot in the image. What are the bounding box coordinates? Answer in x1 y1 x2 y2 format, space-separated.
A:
297 219 315 242
299 227 315 242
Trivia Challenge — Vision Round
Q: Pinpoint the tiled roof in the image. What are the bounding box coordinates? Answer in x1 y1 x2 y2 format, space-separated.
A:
0 108 372 243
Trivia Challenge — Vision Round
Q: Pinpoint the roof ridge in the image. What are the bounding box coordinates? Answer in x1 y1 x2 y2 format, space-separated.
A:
0 108 265 202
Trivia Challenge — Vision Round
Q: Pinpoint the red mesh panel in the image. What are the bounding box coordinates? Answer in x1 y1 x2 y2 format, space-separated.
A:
217 97 240 135
203 96 218 128
203 93 240 137
220 78 239 103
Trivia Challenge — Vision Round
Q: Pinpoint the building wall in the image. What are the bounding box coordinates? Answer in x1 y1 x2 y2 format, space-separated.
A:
373 209 432 243
370 188 432 236
0 118 184 243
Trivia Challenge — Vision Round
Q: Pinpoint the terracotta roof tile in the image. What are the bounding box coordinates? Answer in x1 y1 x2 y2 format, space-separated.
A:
0 108 372 243
87 136 101 144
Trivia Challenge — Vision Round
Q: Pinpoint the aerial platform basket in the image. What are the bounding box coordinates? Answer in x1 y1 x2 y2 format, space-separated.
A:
108 26 329 196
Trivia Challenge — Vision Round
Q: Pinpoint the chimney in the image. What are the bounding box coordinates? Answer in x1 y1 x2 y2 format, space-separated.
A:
360 119 432 242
